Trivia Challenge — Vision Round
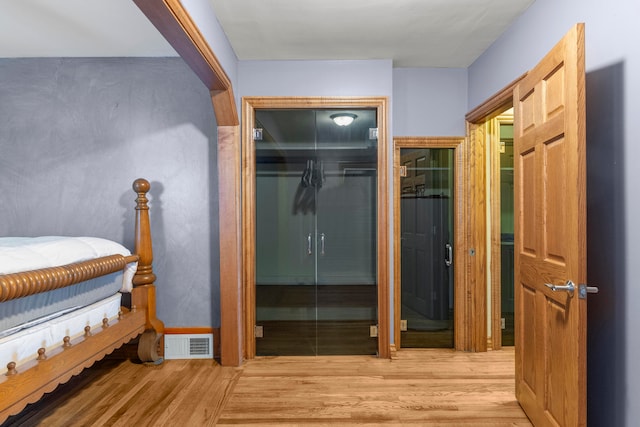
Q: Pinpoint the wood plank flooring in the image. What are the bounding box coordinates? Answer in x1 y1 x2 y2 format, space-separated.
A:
3 348 531 426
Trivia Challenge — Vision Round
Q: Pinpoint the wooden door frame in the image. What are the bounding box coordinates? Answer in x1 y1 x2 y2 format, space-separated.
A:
242 96 390 359
392 137 467 351
465 74 527 351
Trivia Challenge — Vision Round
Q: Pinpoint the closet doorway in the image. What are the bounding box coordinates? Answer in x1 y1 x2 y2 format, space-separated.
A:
242 97 389 358
488 111 515 348
393 137 465 350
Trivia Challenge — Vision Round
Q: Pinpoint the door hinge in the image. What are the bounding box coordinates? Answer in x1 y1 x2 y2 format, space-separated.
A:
369 127 378 140
255 325 264 338
253 128 263 141
399 165 407 177
369 325 378 338
400 319 407 331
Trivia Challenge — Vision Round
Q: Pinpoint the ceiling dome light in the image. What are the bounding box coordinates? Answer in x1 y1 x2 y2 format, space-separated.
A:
330 113 357 126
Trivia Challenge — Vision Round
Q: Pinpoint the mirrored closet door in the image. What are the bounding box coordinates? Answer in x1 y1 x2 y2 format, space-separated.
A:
254 108 378 356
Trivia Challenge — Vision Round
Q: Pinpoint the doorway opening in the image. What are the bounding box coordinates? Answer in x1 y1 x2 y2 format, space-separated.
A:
393 137 466 351
242 97 390 359
487 110 516 349
254 108 378 356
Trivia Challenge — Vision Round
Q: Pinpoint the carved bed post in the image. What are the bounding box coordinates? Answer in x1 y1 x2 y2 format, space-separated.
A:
132 178 165 362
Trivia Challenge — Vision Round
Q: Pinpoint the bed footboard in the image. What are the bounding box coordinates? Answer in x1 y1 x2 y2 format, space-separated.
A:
0 178 164 423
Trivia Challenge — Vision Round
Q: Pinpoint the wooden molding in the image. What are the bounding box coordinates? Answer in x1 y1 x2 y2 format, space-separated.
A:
464 74 523 352
164 327 215 334
218 125 243 366
133 0 238 126
241 96 390 359
465 73 526 124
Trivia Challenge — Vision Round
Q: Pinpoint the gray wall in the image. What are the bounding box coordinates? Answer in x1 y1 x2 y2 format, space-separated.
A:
392 67 468 136
0 57 220 329
469 0 639 425
238 59 393 99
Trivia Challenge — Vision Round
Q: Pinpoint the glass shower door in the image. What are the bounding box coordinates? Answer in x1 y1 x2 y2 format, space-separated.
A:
400 148 455 348
255 109 316 355
254 108 378 356
315 110 378 355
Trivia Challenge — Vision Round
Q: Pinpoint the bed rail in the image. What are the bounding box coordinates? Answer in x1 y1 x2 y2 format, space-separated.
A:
0 254 138 302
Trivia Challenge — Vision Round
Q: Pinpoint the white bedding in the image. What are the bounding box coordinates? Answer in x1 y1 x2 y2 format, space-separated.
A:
0 236 137 292
0 293 122 368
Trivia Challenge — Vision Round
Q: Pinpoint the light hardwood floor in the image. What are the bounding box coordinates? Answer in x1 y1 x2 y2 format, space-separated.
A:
4 348 531 426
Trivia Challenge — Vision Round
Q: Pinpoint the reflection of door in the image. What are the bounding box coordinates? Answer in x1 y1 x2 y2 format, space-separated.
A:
514 24 587 426
401 192 451 323
254 108 378 356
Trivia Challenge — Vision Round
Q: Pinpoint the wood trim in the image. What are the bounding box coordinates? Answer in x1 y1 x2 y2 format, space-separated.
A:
241 96 390 359
464 77 523 352
133 0 238 126
468 122 487 352
392 137 466 351
465 73 526 124
218 125 243 366
164 327 215 334
489 118 502 350
241 101 256 360
132 1 242 363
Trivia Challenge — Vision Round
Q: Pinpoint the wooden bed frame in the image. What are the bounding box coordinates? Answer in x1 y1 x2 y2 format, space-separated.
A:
0 178 164 423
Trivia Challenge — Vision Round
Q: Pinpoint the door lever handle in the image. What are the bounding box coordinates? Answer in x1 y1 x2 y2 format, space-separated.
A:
444 243 453 267
545 280 599 299
545 280 575 297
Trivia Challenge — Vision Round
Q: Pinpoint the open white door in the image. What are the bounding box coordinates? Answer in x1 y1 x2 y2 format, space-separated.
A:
514 23 590 427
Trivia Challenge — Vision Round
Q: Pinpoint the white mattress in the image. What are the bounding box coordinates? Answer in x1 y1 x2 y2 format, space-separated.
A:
0 293 122 369
0 236 137 291
0 236 138 334
0 236 132 272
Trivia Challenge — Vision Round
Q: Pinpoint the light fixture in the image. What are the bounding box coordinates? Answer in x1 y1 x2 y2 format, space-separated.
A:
330 113 357 126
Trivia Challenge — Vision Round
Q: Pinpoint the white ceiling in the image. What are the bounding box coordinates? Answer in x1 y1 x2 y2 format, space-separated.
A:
0 0 533 68
0 0 177 58
209 0 534 68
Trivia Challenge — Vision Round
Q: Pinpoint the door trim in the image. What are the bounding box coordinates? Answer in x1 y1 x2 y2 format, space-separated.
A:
242 96 390 359
393 137 466 350
464 74 527 351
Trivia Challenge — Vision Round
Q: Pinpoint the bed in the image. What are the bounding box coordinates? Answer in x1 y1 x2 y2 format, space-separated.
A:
0 178 164 423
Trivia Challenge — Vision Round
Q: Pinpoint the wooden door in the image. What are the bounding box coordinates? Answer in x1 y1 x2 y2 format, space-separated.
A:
513 24 587 426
